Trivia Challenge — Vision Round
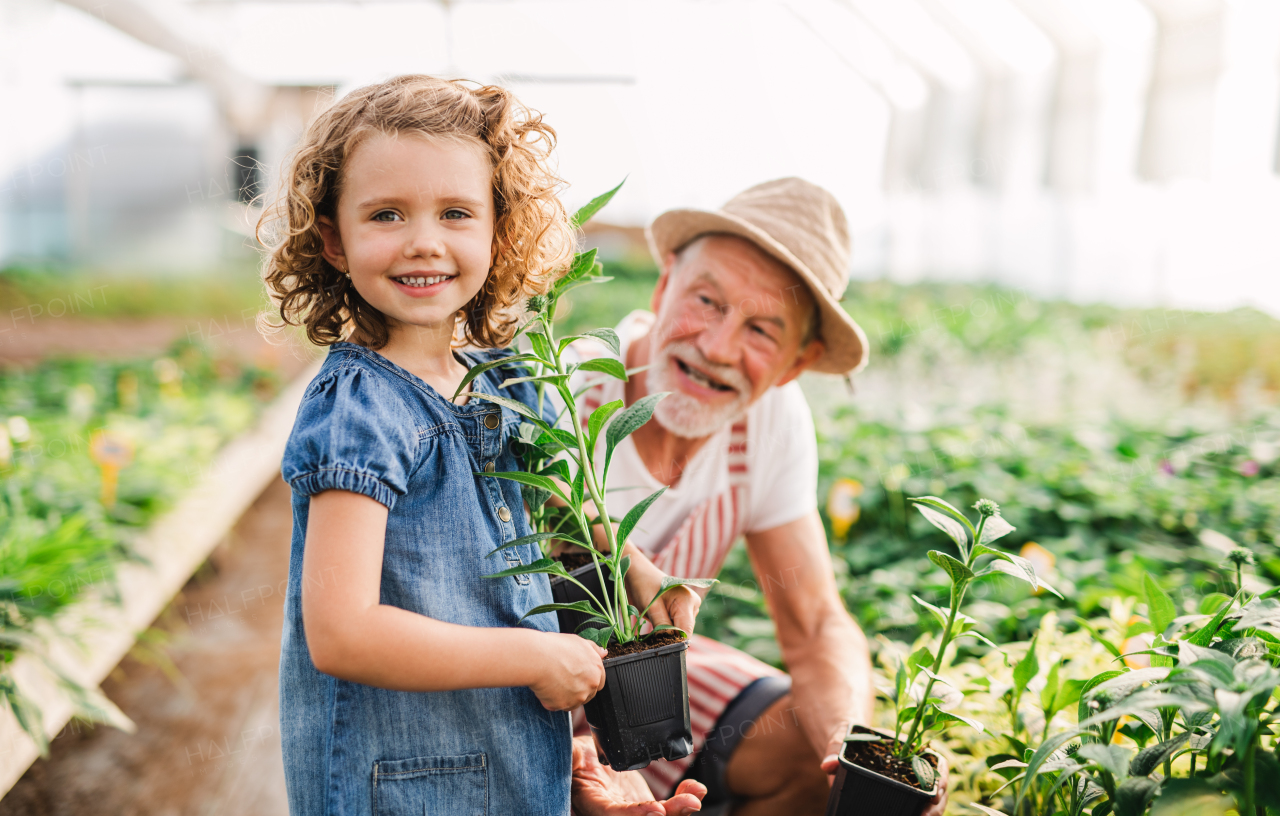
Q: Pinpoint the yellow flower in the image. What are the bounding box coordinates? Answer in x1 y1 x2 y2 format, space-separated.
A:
827 478 864 538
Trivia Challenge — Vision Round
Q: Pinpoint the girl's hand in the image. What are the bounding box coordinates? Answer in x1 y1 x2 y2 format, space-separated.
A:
531 633 607 711
622 544 702 635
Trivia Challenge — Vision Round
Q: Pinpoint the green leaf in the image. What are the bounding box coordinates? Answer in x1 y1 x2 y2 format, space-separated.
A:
482 557 570 580
487 532 582 557
1148 779 1233 816
1077 743 1132 782
1013 636 1039 698
578 626 613 646
467 393 552 430
1039 661 1060 714
618 488 666 546
587 399 624 457
907 646 935 680
453 353 541 399
538 458 573 486
928 550 974 587
605 392 667 471
527 327 553 361
1047 678 1085 719
577 357 628 381
1114 777 1160 816
909 496 977 534
500 373 569 389
552 248 600 295
1130 732 1190 777
641 575 719 621
570 178 625 229
571 466 585 508
977 558 1064 599
520 600 606 621
1078 669 1126 722
561 328 621 356
978 514 1016 544
912 595 951 630
932 709 985 732
1145 574 1177 638
480 471 568 505
521 483 552 512
914 504 970 551
911 755 936 791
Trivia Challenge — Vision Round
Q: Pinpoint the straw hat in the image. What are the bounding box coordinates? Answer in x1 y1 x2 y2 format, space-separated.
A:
646 177 869 375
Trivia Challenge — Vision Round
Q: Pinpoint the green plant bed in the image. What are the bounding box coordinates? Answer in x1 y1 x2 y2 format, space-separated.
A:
0 339 283 750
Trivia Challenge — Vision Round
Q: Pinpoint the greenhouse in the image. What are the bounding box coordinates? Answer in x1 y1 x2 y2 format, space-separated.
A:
0 1 1278 815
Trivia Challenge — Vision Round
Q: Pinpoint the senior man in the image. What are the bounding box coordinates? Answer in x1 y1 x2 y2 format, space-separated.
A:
569 178 947 816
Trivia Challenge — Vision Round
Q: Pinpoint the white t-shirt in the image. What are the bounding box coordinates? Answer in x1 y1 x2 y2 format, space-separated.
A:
564 311 819 559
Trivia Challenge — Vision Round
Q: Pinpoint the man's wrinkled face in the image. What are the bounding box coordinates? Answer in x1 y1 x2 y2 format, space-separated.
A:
646 234 825 438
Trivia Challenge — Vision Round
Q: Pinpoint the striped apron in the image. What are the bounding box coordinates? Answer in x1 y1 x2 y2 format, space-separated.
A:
575 387 784 795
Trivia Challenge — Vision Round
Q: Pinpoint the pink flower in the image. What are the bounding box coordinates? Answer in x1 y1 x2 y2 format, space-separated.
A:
1239 460 1260 477
1159 459 1175 476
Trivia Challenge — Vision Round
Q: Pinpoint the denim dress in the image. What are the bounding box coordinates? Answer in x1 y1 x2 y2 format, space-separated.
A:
278 341 569 816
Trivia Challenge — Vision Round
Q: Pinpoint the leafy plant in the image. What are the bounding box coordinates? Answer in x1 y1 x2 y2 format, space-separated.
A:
0 339 279 749
975 541 1280 816
459 183 715 646
851 495 1060 790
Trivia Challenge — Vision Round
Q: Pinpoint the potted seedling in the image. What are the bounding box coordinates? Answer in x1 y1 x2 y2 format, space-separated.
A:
456 182 715 771
827 496 1059 816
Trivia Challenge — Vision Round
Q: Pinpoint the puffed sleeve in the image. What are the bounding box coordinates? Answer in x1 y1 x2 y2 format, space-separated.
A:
281 365 419 510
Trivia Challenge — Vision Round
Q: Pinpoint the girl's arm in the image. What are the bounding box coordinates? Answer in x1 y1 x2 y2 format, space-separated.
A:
301 488 606 711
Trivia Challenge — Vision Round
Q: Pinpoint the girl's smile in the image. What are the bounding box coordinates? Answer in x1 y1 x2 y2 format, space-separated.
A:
390 273 457 296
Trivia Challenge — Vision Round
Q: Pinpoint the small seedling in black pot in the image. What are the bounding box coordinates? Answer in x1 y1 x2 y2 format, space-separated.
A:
458 182 714 771
827 496 1059 816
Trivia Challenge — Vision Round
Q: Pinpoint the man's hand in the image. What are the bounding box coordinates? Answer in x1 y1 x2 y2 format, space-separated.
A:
571 736 705 815
820 750 949 816
622 543 701 634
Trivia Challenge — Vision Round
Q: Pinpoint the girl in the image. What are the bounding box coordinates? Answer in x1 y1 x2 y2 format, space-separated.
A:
258 75 606 816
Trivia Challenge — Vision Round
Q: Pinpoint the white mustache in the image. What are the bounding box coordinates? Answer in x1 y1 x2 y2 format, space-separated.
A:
658 342 749 394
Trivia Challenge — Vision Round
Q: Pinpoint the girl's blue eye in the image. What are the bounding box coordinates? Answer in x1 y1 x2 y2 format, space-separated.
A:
372 210 401 222
443 209 469 220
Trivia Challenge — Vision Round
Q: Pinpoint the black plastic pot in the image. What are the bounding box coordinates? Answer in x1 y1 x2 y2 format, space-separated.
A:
583 637 693 772
825 727 939 816
549 560 616 634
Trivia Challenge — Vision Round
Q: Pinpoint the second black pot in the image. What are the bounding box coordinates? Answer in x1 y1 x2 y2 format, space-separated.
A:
584 637 693 772
825 726 938 816
549 559 616 634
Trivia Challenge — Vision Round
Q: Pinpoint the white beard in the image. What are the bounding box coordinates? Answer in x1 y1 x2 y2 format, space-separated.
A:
645 341 751 439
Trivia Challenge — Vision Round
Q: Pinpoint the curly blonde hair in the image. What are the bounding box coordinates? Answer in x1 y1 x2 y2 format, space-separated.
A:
258 75 575 350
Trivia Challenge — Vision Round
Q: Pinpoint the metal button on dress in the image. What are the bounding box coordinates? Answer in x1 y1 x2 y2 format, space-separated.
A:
497 506 512 522
484 461 495 472
483 414 500 429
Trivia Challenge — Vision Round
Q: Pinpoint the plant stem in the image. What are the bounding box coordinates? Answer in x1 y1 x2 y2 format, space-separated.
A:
900 584 966 756
542 309 627 642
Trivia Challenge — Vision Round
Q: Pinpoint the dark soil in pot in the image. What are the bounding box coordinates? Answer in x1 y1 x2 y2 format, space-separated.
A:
555 551 596 571
585 631 693 772
549 555 615 634
825 726 938 816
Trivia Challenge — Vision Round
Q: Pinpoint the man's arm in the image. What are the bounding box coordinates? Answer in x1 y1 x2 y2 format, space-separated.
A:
743 510 874 759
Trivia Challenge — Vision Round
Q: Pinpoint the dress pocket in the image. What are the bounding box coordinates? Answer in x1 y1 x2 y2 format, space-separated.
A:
372 752 487 816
